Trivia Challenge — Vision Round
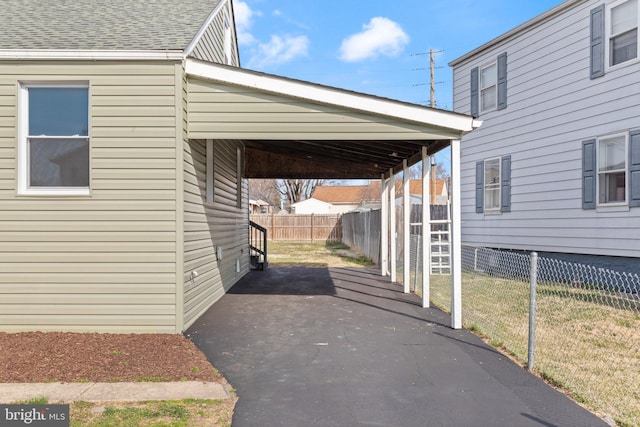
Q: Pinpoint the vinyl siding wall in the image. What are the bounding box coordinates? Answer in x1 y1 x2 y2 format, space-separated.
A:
190 1 240 67
187 79 458 140
0 61 180 332
183 138 249 330
452 0 640 257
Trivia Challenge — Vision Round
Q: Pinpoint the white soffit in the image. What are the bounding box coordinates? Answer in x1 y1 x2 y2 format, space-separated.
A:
185 59 481 134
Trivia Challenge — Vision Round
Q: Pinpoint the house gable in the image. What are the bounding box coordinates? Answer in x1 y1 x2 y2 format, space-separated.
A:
186 0 241 66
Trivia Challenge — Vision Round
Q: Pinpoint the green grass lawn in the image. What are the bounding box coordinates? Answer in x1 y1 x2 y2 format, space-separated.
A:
267 241 374 268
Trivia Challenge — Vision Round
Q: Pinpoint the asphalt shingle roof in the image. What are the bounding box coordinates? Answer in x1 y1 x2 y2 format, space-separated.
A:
312 180 447 204
0 0 221 50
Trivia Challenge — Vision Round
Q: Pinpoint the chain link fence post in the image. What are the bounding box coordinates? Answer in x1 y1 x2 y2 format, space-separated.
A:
527 251 538 371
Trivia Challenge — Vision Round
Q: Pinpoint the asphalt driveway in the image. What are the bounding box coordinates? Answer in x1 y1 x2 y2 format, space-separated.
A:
187 267 607 427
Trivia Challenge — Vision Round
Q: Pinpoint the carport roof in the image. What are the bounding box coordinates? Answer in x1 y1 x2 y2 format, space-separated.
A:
186 59 481 179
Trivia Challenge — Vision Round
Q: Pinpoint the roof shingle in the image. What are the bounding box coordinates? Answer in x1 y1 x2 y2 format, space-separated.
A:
0 0 221 50
312 180 447 204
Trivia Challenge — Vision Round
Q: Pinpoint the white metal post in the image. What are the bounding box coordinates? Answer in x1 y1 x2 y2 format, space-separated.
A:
380 174 389 277
403 160 410 293
450 139 462 329
389 168 397 283
422 148 431 308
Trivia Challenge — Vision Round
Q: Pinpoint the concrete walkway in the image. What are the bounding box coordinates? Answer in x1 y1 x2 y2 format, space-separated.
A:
0 381 230 403
187 267 608 427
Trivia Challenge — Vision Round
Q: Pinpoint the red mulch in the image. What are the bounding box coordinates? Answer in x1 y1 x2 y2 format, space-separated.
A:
0 332 223 383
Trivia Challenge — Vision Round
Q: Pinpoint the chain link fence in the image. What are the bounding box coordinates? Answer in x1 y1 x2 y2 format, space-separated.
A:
430 246 640 426
342 204 639 425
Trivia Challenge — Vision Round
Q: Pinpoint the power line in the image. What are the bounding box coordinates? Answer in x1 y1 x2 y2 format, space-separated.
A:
412 49 444 107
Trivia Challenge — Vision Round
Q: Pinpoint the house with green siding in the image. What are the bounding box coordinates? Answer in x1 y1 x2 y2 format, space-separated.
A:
0 0 479 333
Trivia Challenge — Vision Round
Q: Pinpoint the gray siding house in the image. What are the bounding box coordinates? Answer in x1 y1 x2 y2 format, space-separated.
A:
450 0 640 258
1 0 478 332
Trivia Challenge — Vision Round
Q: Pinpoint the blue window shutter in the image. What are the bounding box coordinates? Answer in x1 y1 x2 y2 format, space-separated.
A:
629 130 640 207
470 67 479 117
497 53 508 110
476 160 484 213
590 5 605 79
500 155 511 212
582 139 597 209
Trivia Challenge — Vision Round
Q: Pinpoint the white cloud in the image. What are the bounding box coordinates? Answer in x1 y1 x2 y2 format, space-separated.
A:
339 17 409 62
247 35 309 68
233 0 258 45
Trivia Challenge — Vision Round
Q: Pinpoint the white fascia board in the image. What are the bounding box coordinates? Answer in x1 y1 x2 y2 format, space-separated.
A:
185 59 479 133
0 50 185 60
184 0 229 57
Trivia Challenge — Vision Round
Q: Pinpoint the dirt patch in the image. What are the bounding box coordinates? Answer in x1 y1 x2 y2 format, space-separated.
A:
0 332 222 383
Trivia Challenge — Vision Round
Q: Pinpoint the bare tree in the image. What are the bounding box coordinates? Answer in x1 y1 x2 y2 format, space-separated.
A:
407 161 449 180
277 179 325 206
248 179 281 207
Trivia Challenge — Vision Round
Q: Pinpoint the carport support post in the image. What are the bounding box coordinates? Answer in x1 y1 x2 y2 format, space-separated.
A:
450 139 462 329
389 168 397 283
381 174 389 277
403 160 410 293
422 147 431 308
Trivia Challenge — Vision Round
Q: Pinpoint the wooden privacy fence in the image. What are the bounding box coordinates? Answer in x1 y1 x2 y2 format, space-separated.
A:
250 213 343 242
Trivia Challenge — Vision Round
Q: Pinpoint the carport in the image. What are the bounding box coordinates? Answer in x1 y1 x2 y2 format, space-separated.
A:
186 58 482 329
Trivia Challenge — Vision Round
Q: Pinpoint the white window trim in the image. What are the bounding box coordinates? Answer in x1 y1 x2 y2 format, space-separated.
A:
479 61 497 113
596 131 628 207
18 82 91 196
605 0 639 71
484 156 501 212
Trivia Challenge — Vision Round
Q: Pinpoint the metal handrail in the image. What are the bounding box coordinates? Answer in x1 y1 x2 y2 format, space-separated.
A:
249 220 268 268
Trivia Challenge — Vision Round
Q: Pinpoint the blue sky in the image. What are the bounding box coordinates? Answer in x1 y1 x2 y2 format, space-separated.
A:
233 0 564 110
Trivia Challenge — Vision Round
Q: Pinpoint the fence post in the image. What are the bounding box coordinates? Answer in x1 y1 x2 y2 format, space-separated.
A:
528 251 538 371
271 213 275 242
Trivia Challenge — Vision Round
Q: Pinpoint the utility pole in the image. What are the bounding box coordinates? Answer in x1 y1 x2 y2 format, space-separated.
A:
430 49 436 108
412 49 443 107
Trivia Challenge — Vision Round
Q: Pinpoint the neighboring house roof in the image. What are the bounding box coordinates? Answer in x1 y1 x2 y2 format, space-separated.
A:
311 179 447 204
409 179 447 196
0 0 222 50
312 185 380 204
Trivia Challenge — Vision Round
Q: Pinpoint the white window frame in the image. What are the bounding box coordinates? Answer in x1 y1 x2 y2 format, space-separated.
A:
596 132 628 206
484 157 501 212
479 62 497 113
18 82 91 196
605 0 639 70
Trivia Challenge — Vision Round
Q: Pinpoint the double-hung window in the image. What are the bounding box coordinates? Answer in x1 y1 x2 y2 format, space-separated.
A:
484 158 501 210
598 134 627 204
608 0 638 67
480 63 497 112
20 84 90 195
476 155 511 213
470 52 507 116
583 130 640 209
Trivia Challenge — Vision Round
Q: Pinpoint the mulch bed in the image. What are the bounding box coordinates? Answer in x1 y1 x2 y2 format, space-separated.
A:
0 332 222 383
